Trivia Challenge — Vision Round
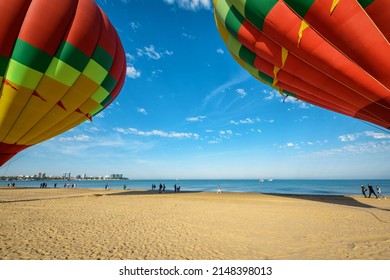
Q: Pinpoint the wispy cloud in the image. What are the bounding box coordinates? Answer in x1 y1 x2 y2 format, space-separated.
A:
182 32 196 40
312 141 390 156
137 108 148 115
114 127 200 139
186 116 206 122
126 53 141 79
364 131 390 139
137 45 173 60
202 71 250 108
236 88 247 98
338 131 390 142
339 133 361 142
163 0 212 11
229 117 271 125
278 142 300 149
58 134 91 143
230 117 258 125
129 21 141 31
216 48 224 54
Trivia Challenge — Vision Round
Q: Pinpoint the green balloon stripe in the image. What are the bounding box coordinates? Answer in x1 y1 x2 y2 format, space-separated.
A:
0 55 8 76
91 45 114 72
12 39 52 73
358 0 375 8
283 0 315 18
244 0 277 31
7 38 117 92
55 40 90 72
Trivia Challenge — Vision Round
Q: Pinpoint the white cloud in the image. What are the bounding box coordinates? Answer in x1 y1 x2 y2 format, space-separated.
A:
163 0 212 11
130 21 140 31
58 134 91 143
338 133 361 142
364 131 390 139
137 108 148 115
126 53 135 61
137 45 173 60
126 65 141 79
186 116 206 122
182 32 196 40
126 53 141 79
278 142 299 149
263 89 277 101
236 88 247 98
313 141 390 156
216 48 224 54
114 127 199 139
230 117 261 125
339 131 390 142
203 72 250 108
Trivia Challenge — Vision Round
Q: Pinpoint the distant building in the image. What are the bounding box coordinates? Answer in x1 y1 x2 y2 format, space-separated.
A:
110 174 123 179
62 172 71 179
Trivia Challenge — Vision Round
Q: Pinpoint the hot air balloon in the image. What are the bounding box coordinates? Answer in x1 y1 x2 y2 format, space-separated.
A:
213 0 390 129
0 0 126 166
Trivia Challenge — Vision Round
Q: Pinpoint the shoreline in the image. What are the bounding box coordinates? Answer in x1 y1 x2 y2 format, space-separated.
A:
0 184 379 198
1 187 389 260
2 178 389 197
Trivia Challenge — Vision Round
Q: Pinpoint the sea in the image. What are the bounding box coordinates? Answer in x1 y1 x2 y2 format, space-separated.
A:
1 179 389 196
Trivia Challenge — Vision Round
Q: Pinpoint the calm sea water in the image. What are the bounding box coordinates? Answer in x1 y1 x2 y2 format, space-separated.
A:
1 179 389 196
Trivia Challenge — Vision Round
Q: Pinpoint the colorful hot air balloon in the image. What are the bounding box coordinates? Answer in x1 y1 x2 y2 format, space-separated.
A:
213 0 390 129
0 0 126 166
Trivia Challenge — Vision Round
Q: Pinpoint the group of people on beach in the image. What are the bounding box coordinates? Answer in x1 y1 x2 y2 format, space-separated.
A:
361 184 385 199
151 183 181 193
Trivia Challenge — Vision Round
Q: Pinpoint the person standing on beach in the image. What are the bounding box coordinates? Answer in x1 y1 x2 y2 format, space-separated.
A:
361 184 367 198
367 184 378 198
217 185 222 194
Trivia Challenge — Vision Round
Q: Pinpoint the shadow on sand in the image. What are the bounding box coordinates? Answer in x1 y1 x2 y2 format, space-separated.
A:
261 193 390 212
101 190 202 197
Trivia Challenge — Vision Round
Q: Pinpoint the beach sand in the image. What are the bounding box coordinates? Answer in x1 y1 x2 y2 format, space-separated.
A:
1 187 389 260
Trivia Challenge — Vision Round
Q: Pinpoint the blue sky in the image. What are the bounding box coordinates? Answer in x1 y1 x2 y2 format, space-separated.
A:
2 0 390 179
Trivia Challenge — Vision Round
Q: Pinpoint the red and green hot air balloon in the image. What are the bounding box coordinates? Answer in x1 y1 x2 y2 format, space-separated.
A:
0 0 126 166
213 0 390 129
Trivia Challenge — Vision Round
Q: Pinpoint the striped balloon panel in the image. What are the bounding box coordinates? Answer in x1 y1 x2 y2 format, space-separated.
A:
213 0 390 129
0 0 126 165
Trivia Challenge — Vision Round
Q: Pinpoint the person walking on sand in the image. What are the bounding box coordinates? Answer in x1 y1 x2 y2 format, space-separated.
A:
361 184 367 198
367 184 378 198
217 184 222 194
376 186 385 199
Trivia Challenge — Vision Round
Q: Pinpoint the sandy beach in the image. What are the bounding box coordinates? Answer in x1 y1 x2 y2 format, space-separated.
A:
1 186 389 260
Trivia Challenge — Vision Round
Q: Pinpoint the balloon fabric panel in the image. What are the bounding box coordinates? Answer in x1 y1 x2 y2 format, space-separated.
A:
0 0 126 166
213 0 390 129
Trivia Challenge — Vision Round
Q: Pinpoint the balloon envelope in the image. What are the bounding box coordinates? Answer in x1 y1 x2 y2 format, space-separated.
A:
0 0 126 166
213 0 390 129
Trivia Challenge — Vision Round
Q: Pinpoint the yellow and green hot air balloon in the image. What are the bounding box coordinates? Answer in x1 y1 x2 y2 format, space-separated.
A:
0 0 126 166
213 0 390 129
